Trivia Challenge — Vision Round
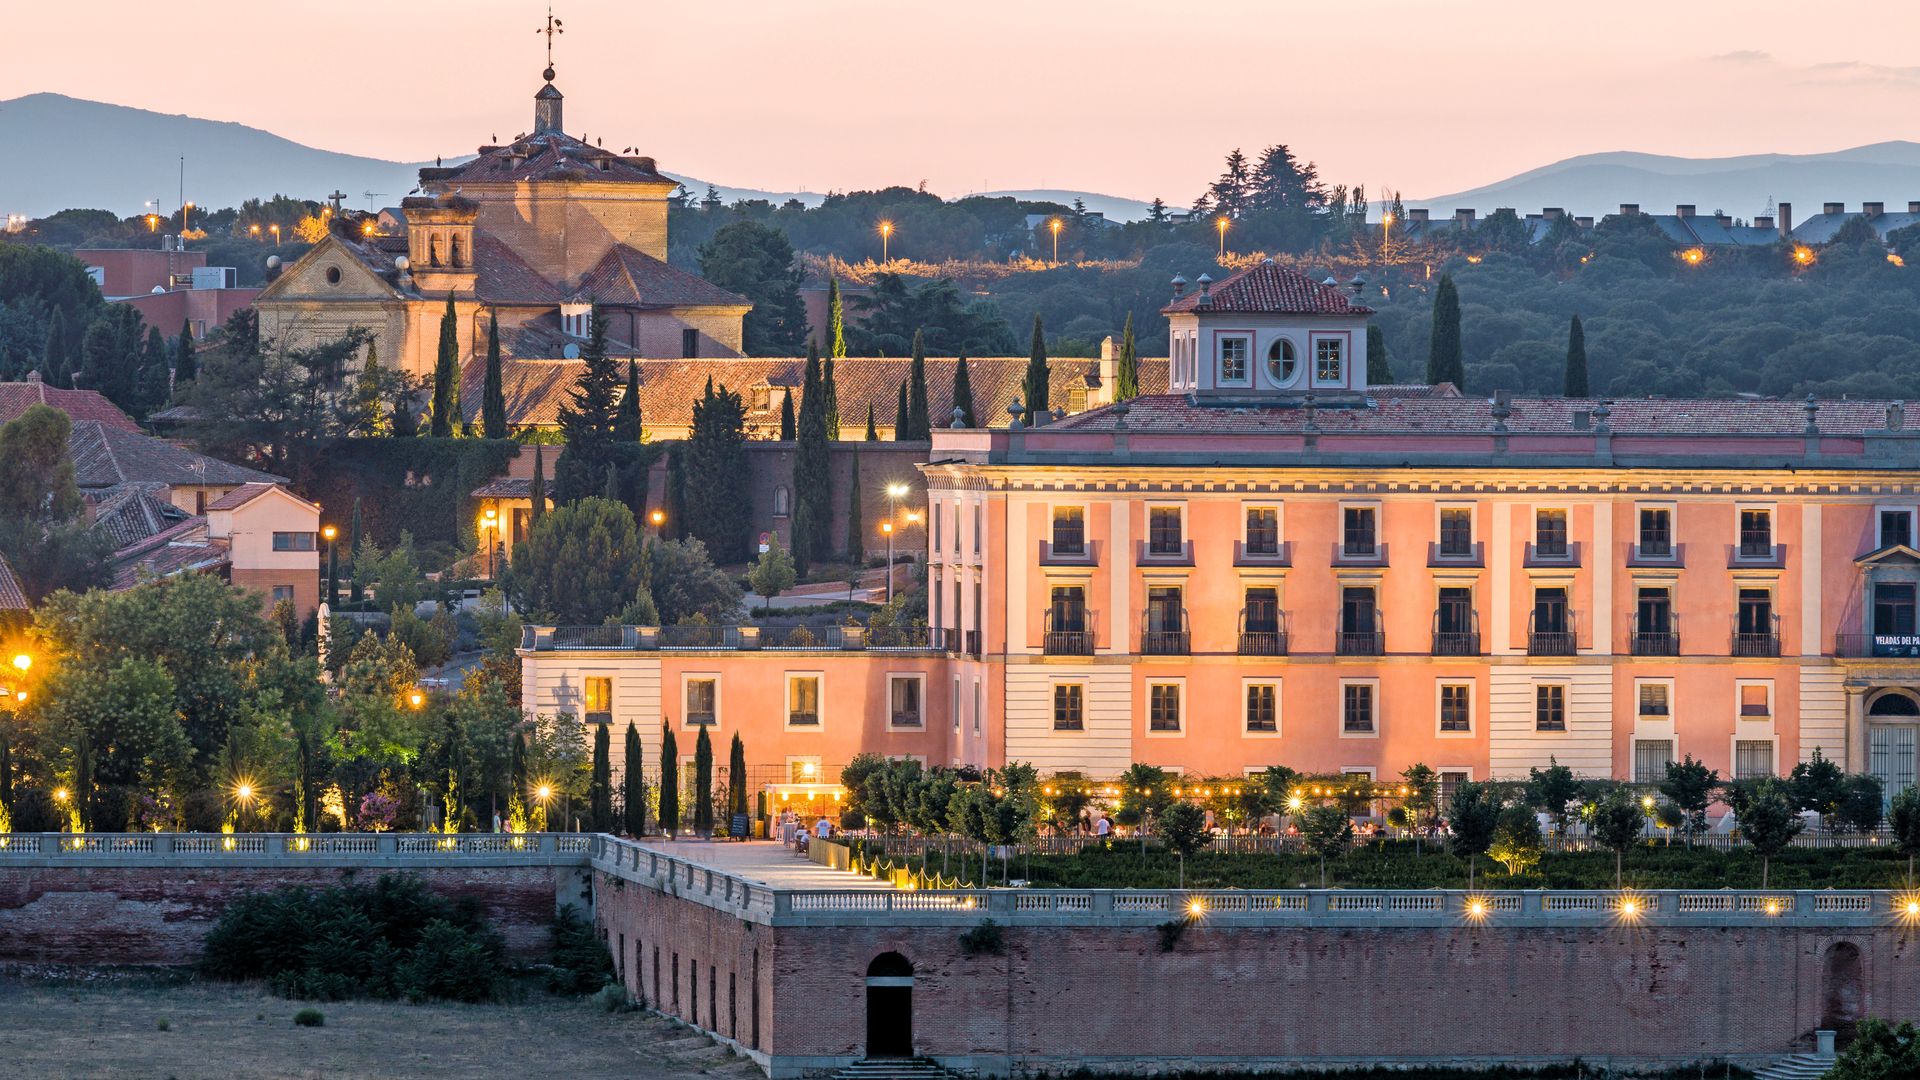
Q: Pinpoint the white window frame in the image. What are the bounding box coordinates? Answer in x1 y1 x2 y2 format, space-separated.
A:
1532 505 1572 554
1734 502 1777 557
1145 677 1186 738
1634 677 1675 719
1877 505 1917 549
1339 677 1380 739
1732 737 1778 781
1263 334 1302 388
1435 679 1475 738
1144 501 1188 556
1338 500 1382 557
1735 679 1774 721
784 671 825 732
1434 501 1476 553
1310 333 1347 387
1216 333 1252 386
1634 501 1677 557
1049 501 1090 555
1242 677 1282 738
886 672 926 732
681 672 721 730
1240 501 1285 550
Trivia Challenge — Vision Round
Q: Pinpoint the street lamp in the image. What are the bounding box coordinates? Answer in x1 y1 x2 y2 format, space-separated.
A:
649 508 666 532
1381 211 1395 261
878 220 894 264
269 223 281 246
1216 216 1229 258
534 783 554 832
482 507 498 580
881 521 895 601
321 524 338 608
408 690 425 710
1049 218 1063 264
883 482 910 601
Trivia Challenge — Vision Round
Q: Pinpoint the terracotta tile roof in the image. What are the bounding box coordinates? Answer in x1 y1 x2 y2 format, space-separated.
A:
576 246 750 309
473 477 533 498
110 518 229 591
68 421 285 488
204 482 276 511
421 133 673 188
0 552 26 611
473 233 564 305
85 482 189 548
1161 261 1374 316
0 379 140 433
459 356 1173 433
1047 391 1920 437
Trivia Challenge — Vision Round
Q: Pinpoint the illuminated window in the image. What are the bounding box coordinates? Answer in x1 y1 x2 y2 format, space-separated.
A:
1218 336 1249 384
786 675 820 727
1314 338 1344 384
584 677 613 724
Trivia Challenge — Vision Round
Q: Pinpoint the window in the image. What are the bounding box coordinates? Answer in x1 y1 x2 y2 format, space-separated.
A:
933 503 942 550
1438 507 1474 556
1738 508 1773 557
1148 683 1182 732
1637 682 1670 717
1342 506 1377 556
1535 685 1567 731
1053 683 1084 731
1339 586 1378 651
1882 509 1915 550
270 585 295 604
1048 585 1086 630
272 531 316 552
772 486 791 517
1245 506 1279 555
1266 338 1297 384
1875 582 1918 636
681 328 700 358
1633 740 1673 784
1145 586 1184 652
685 678 717 727
1314 338 1344 384
888 675 923 728
561 306 591 338
1148 506 1183 555
584 677 613 724
1739 683 1771 718
1438 683 1472 733
325 265 342 285
1737 588 1774 637
786 675 821 727
1735 740 1774 780
1638 507 1673 556
1051 507 1086 555
1342 683 1375 734
1435 586 1474 635
1218 336 1249 383
1243 587 1280 633
1439 771 1468 805
1245 683 1278 733
1534 509 1568 556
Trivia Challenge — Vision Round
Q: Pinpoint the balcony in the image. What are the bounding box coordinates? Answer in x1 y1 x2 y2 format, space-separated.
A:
1039 538 1097 566
1233 539 1292 567
1427 541 1485 568
1836 632 1920 659
1630 614 1680 656
524 623 950 654
1430 631 1480 656
1527 611 1578 656
1336 629 1385 656
1136 539 1194 566
1731 614 1782 658
1043 609 1095 656
1523 541 1582 568
1331 542 1390 567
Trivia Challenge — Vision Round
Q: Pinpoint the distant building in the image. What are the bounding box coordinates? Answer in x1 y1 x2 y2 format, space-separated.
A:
1400 200 1920 250
74 238 259 339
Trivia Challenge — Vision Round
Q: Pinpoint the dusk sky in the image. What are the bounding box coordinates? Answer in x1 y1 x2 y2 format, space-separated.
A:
8 0 1919 202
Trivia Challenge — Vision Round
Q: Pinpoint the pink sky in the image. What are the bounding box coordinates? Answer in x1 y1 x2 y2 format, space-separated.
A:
7 0 1919 202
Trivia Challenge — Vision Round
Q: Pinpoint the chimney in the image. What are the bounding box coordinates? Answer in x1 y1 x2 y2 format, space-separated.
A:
1542 207 1564 221
1454 208 1476 226
1715 212 1732 227
1196 273 1213 306
1909 202 1920 215
1618 203 1640 216
1824 202 1845 216
1863 202 1885 218
1675 204 1695 219
1575 216 1594 229
1755 215 1775 230
1170 274 1187 299
1408 208 1429 223
1778 202 1793 238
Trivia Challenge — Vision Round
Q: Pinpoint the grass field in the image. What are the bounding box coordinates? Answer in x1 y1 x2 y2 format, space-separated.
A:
0 971 760 1080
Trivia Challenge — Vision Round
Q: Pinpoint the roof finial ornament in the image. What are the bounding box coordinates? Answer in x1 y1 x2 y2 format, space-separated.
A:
537 6 565 82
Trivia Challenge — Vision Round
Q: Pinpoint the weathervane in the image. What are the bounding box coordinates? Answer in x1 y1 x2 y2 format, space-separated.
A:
536 6 564 78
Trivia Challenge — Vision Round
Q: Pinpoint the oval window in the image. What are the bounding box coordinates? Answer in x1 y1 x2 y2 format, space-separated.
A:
1266 339 1297 384
325 266 342 285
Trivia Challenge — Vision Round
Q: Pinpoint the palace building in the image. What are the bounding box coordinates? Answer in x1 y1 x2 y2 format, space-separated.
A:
520 258 1920 806
253 65 751 381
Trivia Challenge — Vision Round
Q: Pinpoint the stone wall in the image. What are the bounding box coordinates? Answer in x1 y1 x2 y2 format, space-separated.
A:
741 442 930 559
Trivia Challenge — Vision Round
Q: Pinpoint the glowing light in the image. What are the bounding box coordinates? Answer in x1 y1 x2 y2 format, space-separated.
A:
906 510 922 524
1466 898 1488 920
880 522 893 535
1889 253 1906 267
361 221 377 237
886 483 910 498
235 783 254 803
800 762 817 778
1286 795 1304 812
1763 900 1781 916
1793 245 1816 267
1187 897 1206 917
1906 899 1920 918
1465 255 1483 264
650 509 665 527
54 788 69 802
1049 219 1062 235
483 507 497 524
1641 796 1655 811
322 524 338 541
11 653 28 673
1680 247 1705 266
1618 897 1641 919
535 784 553 801
407 691 424 709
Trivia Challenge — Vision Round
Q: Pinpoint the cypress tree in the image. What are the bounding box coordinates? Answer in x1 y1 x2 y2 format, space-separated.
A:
846 453 864 563
623 722 647 836
728 732 748 818
779 389 796 440
134 325 171 419
325 540 339 609
555 303 620 501
826 277 847 359
905 330 930 438
1426 274 1464 390
893 380 907 439
663 445 685 540
352 343 389 436
173 318 196 386
482 313 508 439
1564 314 1589 397
589 723 612 832
603 461 621 504
1023 313 1051 425
348 498 365 601
822 355 841 438
693 724 714 835
865 403 878 441
658 723 680 836
430 293 460 437
529 443 547 524
42 308 69 386
1366 323 1394 384
615 359 642 442
951 354 976 427
792 345 830 574
1115 312 1140 401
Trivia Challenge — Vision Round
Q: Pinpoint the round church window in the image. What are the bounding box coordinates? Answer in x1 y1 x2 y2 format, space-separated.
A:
325 266 342 285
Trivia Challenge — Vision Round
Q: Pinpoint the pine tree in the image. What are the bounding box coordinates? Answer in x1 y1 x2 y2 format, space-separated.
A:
792 345 830 574
555 303 621 500
822 355 841 438
348 498 365 601
779 389 796 440
1564 314 1589 397
615 359 642 442
865 403 878 441
893 380 907 440
826 277 848 359
529 443 547 524
693 724 714 835
1426 274 1465 391
173 319 196 386
1023 313 1051 425
905 330 930 438
951 354 976 428
658 724 680 836
623 722 646 836
41 308 69 386
1366 323 1394 384
846 453 864 563
481 313 508 439
430 293 460 437
589 722 612 831
1115 313 1140 401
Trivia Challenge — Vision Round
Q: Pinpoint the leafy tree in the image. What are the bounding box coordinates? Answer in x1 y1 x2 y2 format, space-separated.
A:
1524 758 1581 837
692 724 714 836
1489 804 1544 877
1657 755 1718 846
905 330 930 438
846 455 864 563
1021 315 1049 425
517 497 643 625
1426 274 1464 390
1835 774 1885 836
728 732 747 820
1825 1019 1920 1080
1789 748 1848 821
1731 777 1805 887
1590 788 1647 887
429 294 459 437
1399 763 1439 840
826 277 848 359
621 722 645 836
0 405 111 602
1158 801 1210 887
1563 314 1589 396
747 531 797 612
588 722 612 832
1113 763 1171 861
481 313 507 439
642 538 744 624
1365 323 1392 383
1299 804 1353 887
1891 787 1920 886
683 378 752 562
698 221 807 355
950 354 975 428
657 724 680 836
848 273 1014 356
1115 312 1140 401
1448 782 1501 890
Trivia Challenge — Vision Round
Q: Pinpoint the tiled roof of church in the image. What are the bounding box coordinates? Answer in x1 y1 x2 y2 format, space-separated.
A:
1161 261 1374 316
577 247 751 309
0 378 140 433
421 132 673 187
473 234 564 304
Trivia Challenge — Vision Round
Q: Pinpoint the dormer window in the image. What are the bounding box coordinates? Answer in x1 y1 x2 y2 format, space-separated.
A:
561 303 592 340
1314 338 1345 385
1266 339 1298 385
1218 336 1249 384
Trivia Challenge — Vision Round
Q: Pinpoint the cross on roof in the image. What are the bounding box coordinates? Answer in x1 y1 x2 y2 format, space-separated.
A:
327 190 347 213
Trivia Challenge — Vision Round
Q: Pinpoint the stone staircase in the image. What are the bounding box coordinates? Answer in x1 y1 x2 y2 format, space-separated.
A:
1752 1053 1835 1080
830 1059 966 1080
649 1023 764 1079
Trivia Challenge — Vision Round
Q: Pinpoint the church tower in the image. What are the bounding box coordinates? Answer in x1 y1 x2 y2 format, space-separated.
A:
533 68 563 135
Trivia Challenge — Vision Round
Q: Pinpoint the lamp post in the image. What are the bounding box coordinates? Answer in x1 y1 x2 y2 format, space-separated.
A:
1216 216 1229 259
482 507 498 580
321 524 338 608
649 508 665 534
878 220 893 264
884 482 909 601
1049 218 1063 264
881 522 895 601
269 223 281 246
1380 211 1395 262
534 783 554 833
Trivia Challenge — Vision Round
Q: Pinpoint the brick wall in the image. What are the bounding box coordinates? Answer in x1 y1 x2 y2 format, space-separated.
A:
742 442 930 559
0 865 577 966
595 871 773 1058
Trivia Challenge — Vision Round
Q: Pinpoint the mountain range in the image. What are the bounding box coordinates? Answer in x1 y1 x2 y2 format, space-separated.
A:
5 92 1919 226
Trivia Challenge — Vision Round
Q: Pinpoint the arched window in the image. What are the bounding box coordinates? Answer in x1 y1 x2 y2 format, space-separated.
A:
1267 339 1298 385
429 233 443 268
773 486 792 517
450 232 465 268
1870 692 1920 716
867 952 913 978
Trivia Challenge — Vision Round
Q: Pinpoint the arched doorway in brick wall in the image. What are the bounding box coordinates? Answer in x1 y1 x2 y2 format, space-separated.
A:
864 952 914 1059
1821 941 1864 1036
